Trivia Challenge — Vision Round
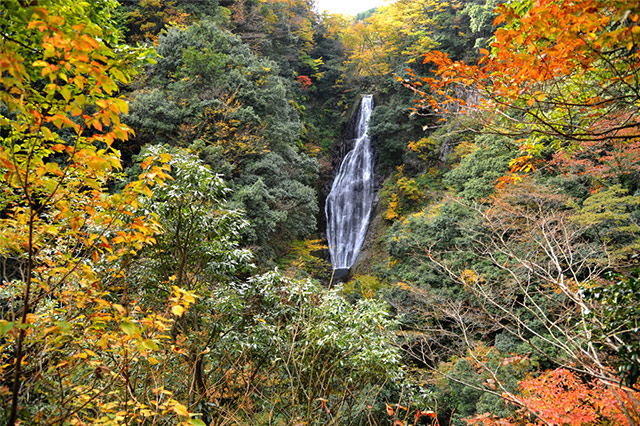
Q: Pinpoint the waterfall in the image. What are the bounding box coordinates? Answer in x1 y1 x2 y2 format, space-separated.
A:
325 95 375 271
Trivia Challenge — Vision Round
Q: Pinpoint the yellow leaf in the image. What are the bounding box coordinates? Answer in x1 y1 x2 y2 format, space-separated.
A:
172 305 185 317
172 402 189 416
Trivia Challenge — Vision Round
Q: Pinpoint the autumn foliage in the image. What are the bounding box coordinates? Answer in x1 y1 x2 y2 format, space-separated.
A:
398 0 640 181
467 369 638 426
4 0 640 424
0 3 201 424
340 0 465 77
297 74 313 89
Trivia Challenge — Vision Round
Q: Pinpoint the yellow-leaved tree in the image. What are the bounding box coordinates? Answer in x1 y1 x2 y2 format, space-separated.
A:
340 0 463 78
0 1 202 424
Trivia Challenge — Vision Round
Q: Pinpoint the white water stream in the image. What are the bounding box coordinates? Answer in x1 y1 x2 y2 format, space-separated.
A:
325 95 375 270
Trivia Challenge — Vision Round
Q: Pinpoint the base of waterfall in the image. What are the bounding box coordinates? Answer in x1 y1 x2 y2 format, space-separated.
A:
331 268 350 282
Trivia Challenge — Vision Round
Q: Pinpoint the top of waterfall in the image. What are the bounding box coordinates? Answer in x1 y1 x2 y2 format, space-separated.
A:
355 96 373 137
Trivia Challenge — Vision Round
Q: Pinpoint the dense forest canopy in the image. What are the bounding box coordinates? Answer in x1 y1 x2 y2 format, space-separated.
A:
1 0 639 425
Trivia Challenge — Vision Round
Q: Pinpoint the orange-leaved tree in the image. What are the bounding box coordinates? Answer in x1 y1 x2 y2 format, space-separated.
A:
0 1 202 424
398 0 640 182
467 368 639 426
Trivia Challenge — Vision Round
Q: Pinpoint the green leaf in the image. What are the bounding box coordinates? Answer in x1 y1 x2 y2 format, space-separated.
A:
0 321 15 337
188 419 207 426
60 85 72 102
141 339 159 351
120 320 140 337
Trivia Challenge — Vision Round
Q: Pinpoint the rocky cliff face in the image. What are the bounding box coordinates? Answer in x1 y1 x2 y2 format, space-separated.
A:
350 194 383 275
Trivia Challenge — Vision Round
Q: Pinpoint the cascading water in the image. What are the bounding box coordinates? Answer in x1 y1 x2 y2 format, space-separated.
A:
325 95 375 272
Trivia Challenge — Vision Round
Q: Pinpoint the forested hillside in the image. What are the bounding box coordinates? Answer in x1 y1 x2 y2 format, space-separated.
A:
1 0 639 425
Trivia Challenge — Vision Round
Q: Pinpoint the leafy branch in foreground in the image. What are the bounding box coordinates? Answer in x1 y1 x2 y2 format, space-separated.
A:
0 2 203 424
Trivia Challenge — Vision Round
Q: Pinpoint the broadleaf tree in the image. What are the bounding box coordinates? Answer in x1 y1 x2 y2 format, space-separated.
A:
398 0 640 183
0 2 202 424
